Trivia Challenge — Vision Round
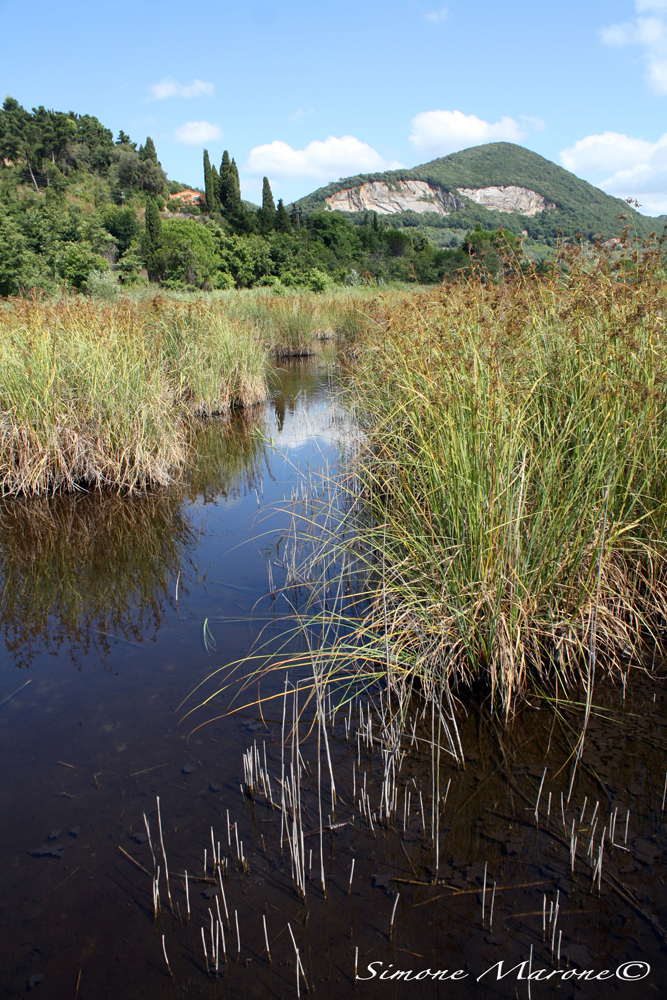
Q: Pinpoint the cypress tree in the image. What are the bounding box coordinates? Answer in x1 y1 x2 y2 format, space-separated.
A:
258 177 276 233
275 199 291 233
144 197 162 282
262 177 275 215
228 158 241 212
219 150 231 211
139 136 158 163
210 164 221 206
290 203 301 230
203 149 216 212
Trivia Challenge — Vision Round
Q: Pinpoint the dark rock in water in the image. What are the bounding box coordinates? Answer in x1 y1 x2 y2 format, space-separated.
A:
132 831 148 844
48 829 61 840
182 765 196 774
33 844 63 858
202 887 217 899
209 783 223 793
68 826 81 837
372 874 392 890
27 973 44 989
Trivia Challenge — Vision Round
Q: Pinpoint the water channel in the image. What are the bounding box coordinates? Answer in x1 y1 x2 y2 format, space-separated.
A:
0 358 666 999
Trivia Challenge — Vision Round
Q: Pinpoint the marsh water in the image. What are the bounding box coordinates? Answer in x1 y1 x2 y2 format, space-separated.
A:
1 358 666 1000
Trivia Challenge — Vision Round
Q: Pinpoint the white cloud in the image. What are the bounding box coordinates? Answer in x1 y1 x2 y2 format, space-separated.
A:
150 77 215 100
289 107 314 122
560 130 667 215
521 115 546 131
245 135 403 181
409 109 525 157
560 132 657 173
425 6 449 22
600 3 667 93
174 121 223 145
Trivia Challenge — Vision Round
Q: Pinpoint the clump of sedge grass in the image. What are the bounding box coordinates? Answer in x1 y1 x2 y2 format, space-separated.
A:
0 296 269 494
331 248 667 716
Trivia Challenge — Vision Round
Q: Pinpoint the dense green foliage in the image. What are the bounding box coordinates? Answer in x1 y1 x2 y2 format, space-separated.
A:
6 96 623 296
296 142 664 244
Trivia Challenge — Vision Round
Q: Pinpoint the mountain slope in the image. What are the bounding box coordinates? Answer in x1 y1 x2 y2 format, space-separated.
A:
296 143 663 241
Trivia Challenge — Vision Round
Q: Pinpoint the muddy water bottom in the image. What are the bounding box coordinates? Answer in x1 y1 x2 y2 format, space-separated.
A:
0 359 666 999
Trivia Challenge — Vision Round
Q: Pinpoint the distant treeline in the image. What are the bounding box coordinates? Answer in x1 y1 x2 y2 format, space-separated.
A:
0 95 503 296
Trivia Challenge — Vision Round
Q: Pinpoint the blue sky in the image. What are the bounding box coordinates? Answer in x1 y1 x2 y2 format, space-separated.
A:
2 0 667 213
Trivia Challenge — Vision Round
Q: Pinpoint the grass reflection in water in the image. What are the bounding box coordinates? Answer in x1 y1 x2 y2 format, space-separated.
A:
0 407 268 666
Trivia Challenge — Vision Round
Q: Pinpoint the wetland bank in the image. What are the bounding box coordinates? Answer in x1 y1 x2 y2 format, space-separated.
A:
2 263 667 999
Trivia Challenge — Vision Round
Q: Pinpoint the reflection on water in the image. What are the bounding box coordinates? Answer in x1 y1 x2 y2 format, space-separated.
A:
0 408 269 667
184 407 268 503
0 492 191 667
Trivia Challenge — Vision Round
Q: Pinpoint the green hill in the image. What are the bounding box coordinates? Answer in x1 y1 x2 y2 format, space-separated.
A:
296 142 664 243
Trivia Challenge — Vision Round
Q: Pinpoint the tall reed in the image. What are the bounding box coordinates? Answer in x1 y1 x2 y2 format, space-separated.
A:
339 260 667 715
0 296 269 494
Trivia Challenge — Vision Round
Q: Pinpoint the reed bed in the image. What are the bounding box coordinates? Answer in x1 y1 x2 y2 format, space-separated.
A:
0 296 268 494
201 287 387 357
335 259 667 717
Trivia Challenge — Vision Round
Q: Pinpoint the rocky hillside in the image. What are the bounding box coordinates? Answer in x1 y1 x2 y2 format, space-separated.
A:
296 143 663 242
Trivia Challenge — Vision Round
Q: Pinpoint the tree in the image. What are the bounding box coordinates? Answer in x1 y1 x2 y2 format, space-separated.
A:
113 147 140 196
262 177 275 216
101 205 140 256
219 150 231 211
139 136 157 163
275 199 291 233
160 219 219 287
257 177 275 233
0 97 41 191
228 158 241 213
203 149 217 213
143 197 162 281
210 165 221 207
0 215 41 294
116 130 136 150
77 114 114 172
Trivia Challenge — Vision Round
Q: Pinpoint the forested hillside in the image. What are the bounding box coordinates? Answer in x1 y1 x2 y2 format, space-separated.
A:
2 97 653 297
297 142 663 243
0 96 468 295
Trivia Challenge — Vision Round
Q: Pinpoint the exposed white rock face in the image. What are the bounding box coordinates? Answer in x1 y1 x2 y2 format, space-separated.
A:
326 180 463 216
456 185 555 216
